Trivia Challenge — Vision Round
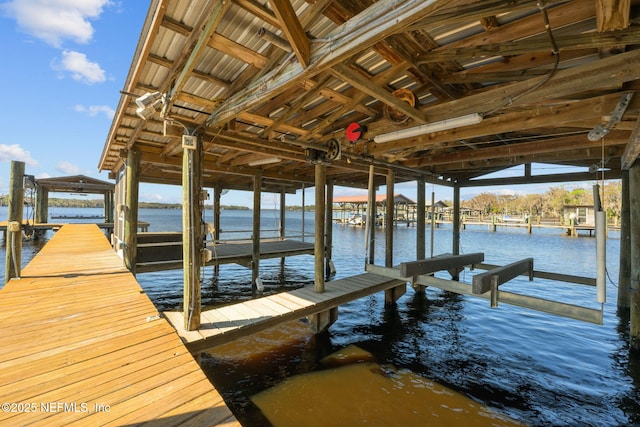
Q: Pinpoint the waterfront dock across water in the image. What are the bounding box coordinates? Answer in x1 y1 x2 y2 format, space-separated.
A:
0 224 238 426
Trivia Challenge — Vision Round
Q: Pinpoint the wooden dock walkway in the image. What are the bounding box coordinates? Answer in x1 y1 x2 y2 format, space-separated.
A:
165 273 406 354
0 224 239 426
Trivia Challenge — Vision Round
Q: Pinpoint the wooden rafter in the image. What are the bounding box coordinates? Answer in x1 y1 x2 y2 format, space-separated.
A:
416 28 640 65
268 0 310 67
205 0 443 128
330 63 427 124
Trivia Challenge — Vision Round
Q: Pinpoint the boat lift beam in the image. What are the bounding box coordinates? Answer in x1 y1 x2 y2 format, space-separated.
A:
366 264 603 325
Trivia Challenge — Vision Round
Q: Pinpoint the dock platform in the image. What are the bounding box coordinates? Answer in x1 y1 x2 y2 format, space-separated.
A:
0 224 239 426
165 273 406 354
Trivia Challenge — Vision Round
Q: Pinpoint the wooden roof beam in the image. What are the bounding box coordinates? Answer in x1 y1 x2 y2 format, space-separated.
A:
235 0 281 28
208 33 270 68
147 53 232 89
416 27 640 64
268 0 310 68
164 0 232 111
621 115 640 169
402 132 628 168
205 0 445 128
438 1 595 51
418 49 640 124
596 0 630 31
372 93 629 156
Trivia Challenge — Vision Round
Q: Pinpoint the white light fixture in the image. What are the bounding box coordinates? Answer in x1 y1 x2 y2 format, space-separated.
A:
135 91 165 120
373 113 483 143
248 157 281 166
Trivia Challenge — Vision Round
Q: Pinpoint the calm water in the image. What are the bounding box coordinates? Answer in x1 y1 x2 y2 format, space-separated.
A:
1 207 638 426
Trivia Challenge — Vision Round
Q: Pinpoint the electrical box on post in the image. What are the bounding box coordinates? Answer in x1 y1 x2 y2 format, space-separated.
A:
182 135 197 150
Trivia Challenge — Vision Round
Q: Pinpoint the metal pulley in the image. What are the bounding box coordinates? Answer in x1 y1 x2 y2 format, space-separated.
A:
325 139 341 161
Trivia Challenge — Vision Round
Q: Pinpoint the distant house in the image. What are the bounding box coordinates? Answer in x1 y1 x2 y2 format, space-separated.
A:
333 194 416 225
563 205 595 226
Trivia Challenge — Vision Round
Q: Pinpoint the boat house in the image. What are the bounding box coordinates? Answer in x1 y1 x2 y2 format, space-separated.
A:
88 0 640 350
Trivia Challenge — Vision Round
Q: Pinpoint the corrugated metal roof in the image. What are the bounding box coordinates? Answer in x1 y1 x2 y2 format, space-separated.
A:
100 0 640 191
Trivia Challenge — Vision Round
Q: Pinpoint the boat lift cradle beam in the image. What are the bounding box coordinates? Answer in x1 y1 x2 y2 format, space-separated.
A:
366 261 603 325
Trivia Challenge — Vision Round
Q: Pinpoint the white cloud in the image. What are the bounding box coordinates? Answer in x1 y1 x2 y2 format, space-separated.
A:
2 0 112 47
0 144 39 166
75 104 114 119
54 50 106 84
56 161 82 175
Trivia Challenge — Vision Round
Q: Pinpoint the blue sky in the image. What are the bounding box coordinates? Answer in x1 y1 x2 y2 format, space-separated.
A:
0 1 588 208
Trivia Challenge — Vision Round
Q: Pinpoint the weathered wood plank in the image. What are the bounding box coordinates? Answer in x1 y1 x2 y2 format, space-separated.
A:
0 224 238 426
472 258 534 295
168 273 405 353
400 252 484 277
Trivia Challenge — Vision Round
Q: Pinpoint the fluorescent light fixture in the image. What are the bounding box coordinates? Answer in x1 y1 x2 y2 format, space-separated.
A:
373 113 483 143
248 157 281 166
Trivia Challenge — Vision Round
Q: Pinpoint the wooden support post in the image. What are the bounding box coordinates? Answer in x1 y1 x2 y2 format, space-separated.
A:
104 190 114 223
279 187 286 269
301 184 305 242
307 307 338 334
252 171 262 291
452 185 461 280
366 165 376 265
385 170 394 268
430 191 436 258
385 283 407 304
629 161 640 352
618 170 631 311
124 149 140 274
416 178 425 260
213 186 222 275
35 185 48 224
279 187 286 241
183 135 203 331
325 179 333 278
5 161 25 283
314 163 325 293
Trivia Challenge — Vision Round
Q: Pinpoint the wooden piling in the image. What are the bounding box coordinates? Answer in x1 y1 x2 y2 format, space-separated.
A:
452 185 461 280
385 169 394 268
213 186 222 276
618 170 631 311
35 185 48 224
4 161 24 283
416 178 425 260
366 165 375 265
325 179 333 279
252 171 262 291
124 149 139 274
314 163 325 293
629 161 640 352
104 190 114 223
183 137 202 331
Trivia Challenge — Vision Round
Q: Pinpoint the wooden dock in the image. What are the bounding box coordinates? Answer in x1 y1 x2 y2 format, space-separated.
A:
165 273 406 354
137 234 314 273
0 220 150 235
0 224 239 426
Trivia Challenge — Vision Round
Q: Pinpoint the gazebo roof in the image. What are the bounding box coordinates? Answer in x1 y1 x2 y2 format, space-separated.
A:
35 175 114 194
333 194 415 204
